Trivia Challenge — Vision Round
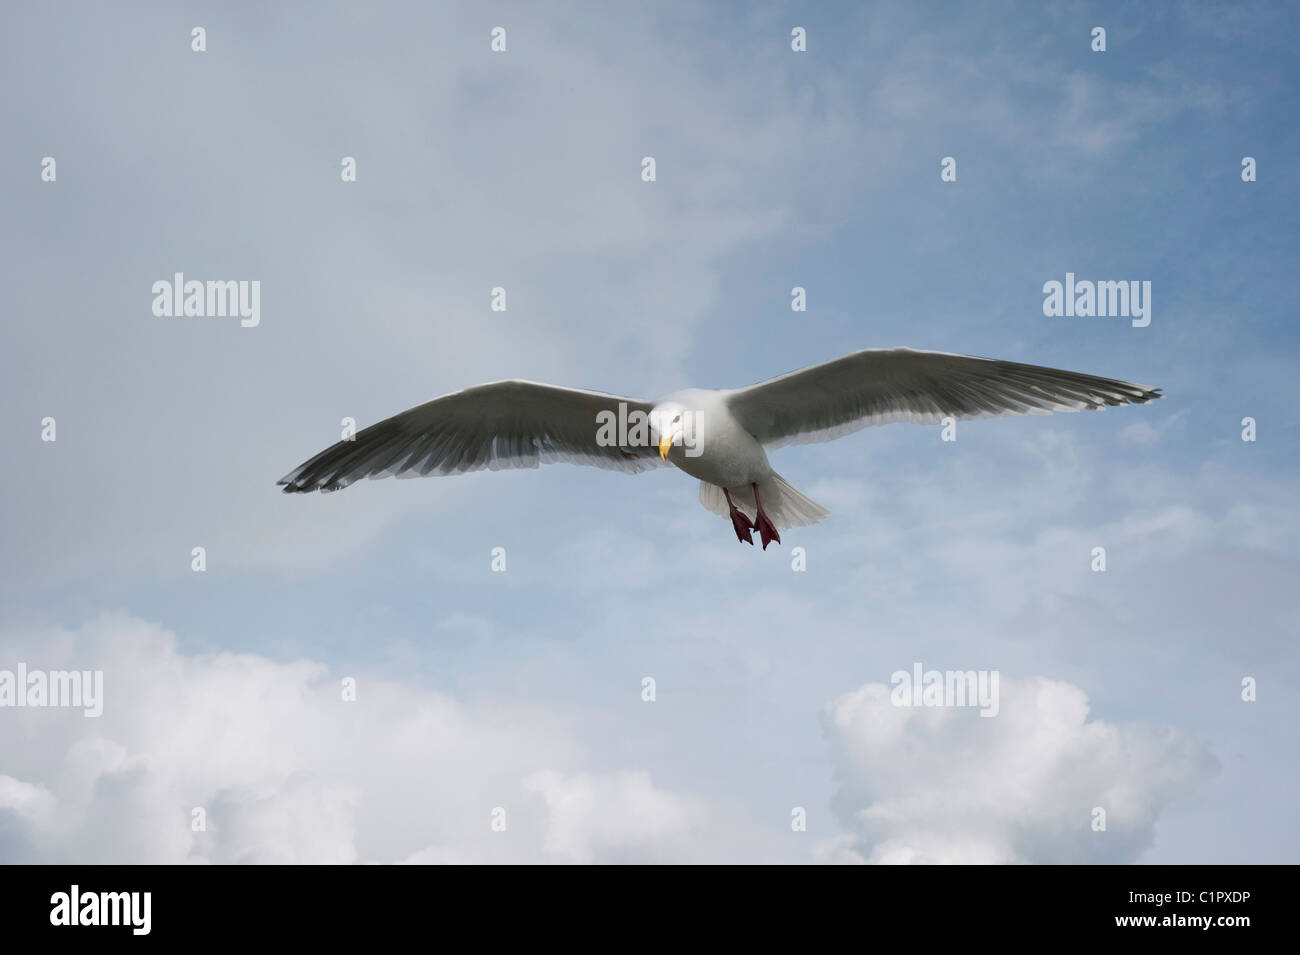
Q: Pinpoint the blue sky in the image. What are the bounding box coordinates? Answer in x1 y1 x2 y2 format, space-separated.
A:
0 1 1296 863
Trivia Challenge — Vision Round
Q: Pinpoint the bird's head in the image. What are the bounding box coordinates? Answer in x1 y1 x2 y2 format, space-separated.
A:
649 401 688 460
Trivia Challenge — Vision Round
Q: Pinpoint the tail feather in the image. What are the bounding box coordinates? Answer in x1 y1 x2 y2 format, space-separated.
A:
698 473 830 531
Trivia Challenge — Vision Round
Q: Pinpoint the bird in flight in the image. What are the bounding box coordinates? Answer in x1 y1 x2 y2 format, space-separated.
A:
278 347 1161 549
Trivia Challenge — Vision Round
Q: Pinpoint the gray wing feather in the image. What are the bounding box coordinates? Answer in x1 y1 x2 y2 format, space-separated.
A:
279 380 664 493
725 348 1162 449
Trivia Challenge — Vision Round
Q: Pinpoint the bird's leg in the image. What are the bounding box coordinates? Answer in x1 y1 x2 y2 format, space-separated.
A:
723 488 754 545
752 482 781 550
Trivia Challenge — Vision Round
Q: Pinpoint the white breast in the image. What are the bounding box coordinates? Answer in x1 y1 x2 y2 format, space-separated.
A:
663 391 773 489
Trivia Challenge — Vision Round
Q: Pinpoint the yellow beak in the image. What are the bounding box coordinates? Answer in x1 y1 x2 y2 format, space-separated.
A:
659 433 674 460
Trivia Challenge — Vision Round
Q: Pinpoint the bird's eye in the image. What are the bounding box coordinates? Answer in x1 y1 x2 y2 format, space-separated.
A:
672 414 681 424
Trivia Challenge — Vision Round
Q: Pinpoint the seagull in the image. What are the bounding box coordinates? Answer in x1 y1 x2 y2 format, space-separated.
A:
278 347 1161 549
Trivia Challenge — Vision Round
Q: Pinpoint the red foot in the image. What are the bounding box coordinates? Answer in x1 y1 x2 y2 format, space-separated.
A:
752 483 781 550
754 512 781 550
723 488 754 545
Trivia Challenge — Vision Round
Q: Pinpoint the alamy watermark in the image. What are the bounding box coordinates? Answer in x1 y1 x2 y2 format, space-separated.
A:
50 885 150 935
1042 272 1151 327
595 402 705 457
0 664 103 717
152 273 260 327
890 662 999 717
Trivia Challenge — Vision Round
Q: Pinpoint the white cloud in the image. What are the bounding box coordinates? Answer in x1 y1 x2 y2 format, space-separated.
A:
821 675 1217 864
0 774 54 823
0 613 1239 864
1118 410 1187 446
0 613 720 864
522 770 698 864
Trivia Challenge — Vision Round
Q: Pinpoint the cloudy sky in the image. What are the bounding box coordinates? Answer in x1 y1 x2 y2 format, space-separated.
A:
1 1 1296 863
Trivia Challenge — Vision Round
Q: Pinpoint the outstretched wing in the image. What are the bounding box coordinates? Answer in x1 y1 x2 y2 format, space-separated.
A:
725 347 1162 449
278 380 664 493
